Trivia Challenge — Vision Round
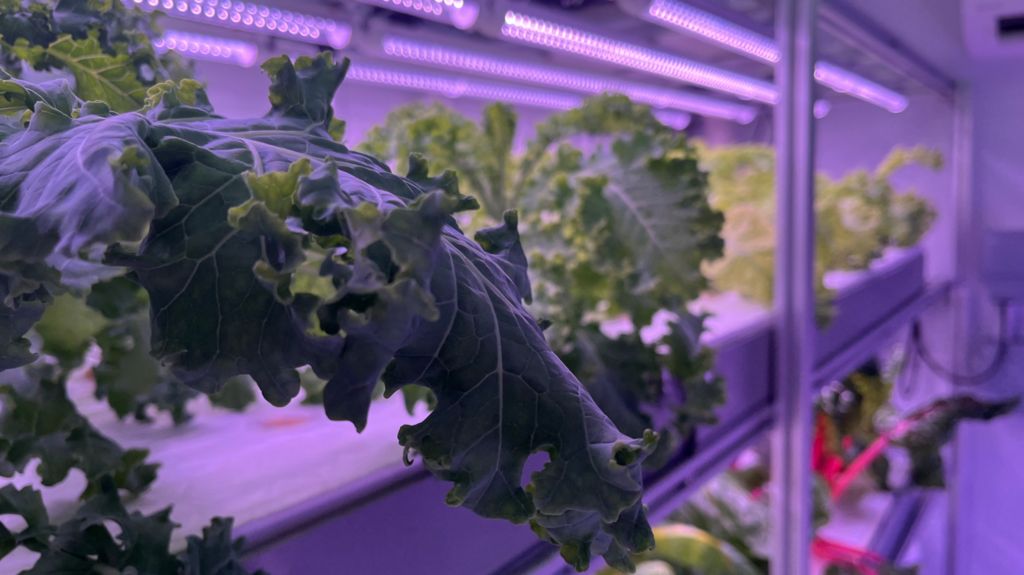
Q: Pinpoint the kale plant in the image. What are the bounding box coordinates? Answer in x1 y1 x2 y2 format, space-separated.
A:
0 51 657 572
0 0 187 110
700 143 939 317
0 478 261 574
362 96 726 467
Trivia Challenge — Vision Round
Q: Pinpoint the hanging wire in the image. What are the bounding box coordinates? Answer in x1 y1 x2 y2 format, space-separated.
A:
909 300 1011 387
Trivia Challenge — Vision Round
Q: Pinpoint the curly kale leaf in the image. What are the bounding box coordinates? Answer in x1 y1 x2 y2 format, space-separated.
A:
0 483 53 559
183 517 266 575
10 479 261 575
0 54 656 570
359 101 517 221
701 143 939 313
0 0 185 111
0 363 159 498
523 124 725 461
362 95 726 472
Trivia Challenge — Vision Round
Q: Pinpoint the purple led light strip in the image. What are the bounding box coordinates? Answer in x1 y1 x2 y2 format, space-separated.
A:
128 0 351 49
346 64 584 110
647 0 778 63
381 36 757 124
501 10 778 104
357 0 479 30
154 30 259 67
645 0 908 113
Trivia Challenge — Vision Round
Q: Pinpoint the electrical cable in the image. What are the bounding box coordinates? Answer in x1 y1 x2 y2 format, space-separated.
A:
909 300 1011 386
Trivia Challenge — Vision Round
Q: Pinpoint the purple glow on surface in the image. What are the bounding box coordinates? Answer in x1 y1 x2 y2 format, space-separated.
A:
346 64 584 110
129 0 351 48
652 109 692 130
381 36 758 124
356 0 479 30
643 0 909 113
500 10 778 104
154 30 259 67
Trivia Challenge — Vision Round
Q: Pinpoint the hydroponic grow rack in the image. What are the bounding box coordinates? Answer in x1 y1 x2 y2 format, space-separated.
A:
0 0 965 574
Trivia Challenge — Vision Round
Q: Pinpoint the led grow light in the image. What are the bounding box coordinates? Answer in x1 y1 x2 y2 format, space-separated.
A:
346 63 584 110
500 10 778 104
813 63 907 113
381 35 759 124
127 0 351 49
154 30 259 67
355 0 479 30
639 0 909 113
647 0 778 63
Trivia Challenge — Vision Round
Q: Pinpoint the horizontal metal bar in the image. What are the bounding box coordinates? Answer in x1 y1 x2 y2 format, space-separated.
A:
646 407 774 521
868 488 927 560
238 462 428 554
813 283 952 388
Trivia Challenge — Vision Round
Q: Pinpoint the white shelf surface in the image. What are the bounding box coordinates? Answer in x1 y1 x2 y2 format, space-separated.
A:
3 376 421 572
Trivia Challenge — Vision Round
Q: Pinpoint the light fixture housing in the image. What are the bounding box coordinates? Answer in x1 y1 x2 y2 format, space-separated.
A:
500 10 778 104
380 35 758 124
128 0 351 49
634 0 909 113
154 30 259 67
354 0 479 30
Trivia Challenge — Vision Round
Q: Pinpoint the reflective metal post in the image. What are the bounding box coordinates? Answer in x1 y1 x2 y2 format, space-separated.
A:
770 0 817 573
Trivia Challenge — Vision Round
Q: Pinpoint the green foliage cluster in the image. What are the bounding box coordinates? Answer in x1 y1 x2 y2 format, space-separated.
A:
361 96 727 467
700 143 940 314
0 0 187 111
0 479 258 574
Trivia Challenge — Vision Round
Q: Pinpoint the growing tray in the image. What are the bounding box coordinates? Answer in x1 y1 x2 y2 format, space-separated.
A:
816 248 925 371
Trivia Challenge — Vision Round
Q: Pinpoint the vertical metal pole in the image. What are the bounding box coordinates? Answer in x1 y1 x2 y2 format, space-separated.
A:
771 0 817 574
948 84 975 575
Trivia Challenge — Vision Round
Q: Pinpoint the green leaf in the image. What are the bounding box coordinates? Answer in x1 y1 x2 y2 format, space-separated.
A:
0 484 53 559
93 311 200 425
701 143 938 317
0 362 159 498
34 292 107 366
183 517 265 575
6 478 261 574
209 376 257 412
1 0 187 107
598 524 761 575
16 33 148 112
25 477 180 575
358 102 501 221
